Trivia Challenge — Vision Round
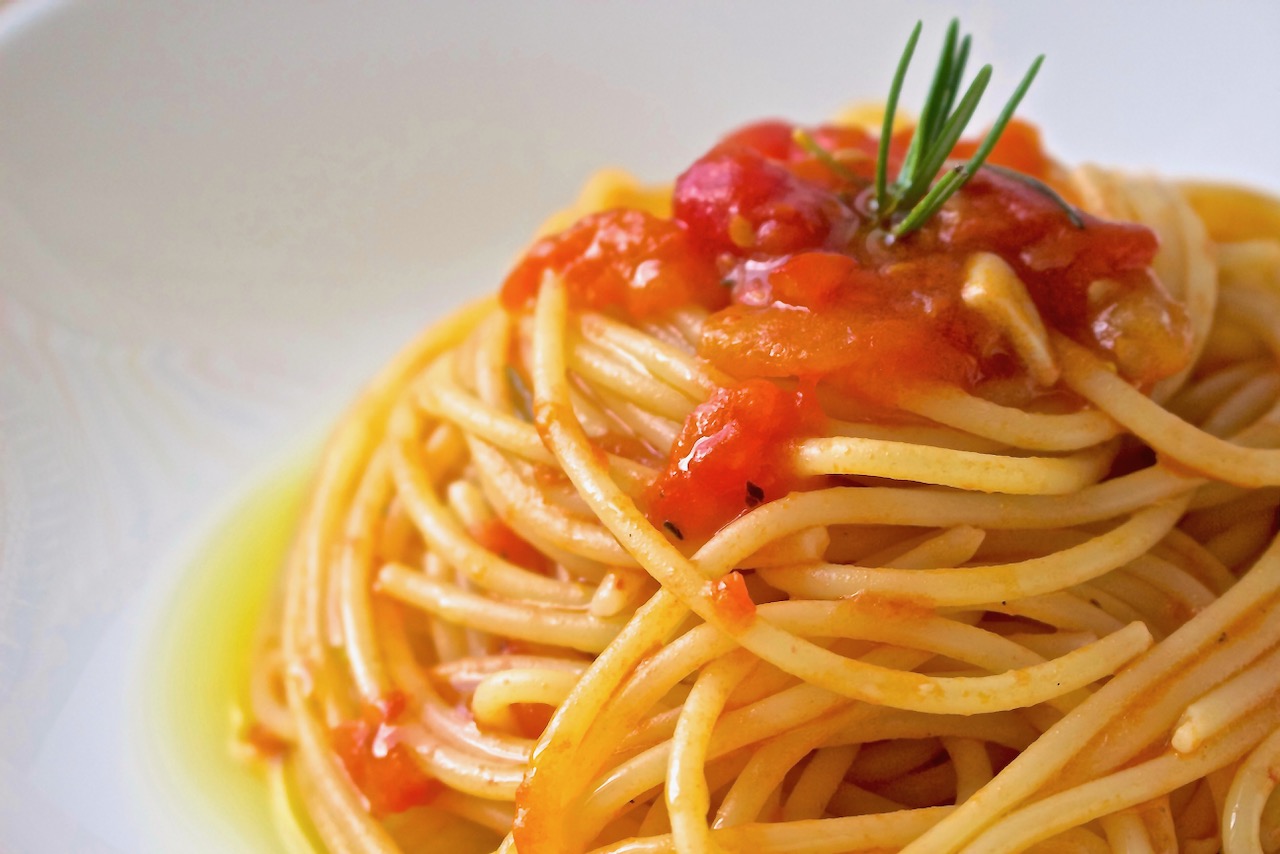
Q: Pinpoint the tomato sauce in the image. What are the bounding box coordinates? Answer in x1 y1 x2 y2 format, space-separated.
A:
470 518 554 576
708 571 757 632
644 379 825 542
500 208 726 318
509 702 556 740
331 692 442 815
499 116 1192 540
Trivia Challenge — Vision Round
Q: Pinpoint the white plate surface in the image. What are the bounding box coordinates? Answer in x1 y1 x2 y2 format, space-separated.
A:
2 1 1279 851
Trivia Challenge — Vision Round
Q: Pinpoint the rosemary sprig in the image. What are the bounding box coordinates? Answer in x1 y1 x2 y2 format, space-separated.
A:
793 127 861 185
877 19 1046 237
876 21 922 216
985 163 1085 228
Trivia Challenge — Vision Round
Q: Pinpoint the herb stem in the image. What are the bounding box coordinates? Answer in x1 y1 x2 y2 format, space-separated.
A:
956 55 1044 183
793 128 860 185
876 21 922 216
874 19 1046 235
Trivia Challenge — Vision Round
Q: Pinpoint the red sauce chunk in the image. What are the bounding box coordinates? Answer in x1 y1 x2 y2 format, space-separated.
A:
711 119 880 170
500 208 726 318
702 251 984 404
709 570 757 631
674 148 857 256
331 693 442 816
711 119 801 160
645 379 826 541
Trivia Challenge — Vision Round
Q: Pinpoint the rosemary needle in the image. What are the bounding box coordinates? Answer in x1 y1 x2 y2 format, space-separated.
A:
884 19 1045 236
803 20 1077 237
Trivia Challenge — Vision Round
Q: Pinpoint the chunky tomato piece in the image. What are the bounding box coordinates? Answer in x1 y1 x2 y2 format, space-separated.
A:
500 209 724 318
332 694 441 816
943 168 1157 278
712 120 878 166
762 252 871 310
781 124 880 190
645 379 825 541
709 571 756 632
712 119 798 160
703 248 986 405
700 306 980 404
674 149 856 256
809 124 880 160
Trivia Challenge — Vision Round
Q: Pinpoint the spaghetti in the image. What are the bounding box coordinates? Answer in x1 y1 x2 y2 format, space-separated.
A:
246 30 1280 854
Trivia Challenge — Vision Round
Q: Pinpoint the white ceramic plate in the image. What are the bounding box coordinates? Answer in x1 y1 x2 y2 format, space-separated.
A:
3 1 1279 850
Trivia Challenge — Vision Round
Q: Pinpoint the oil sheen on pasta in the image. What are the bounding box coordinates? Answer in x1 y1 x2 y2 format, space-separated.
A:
156 453 313 849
